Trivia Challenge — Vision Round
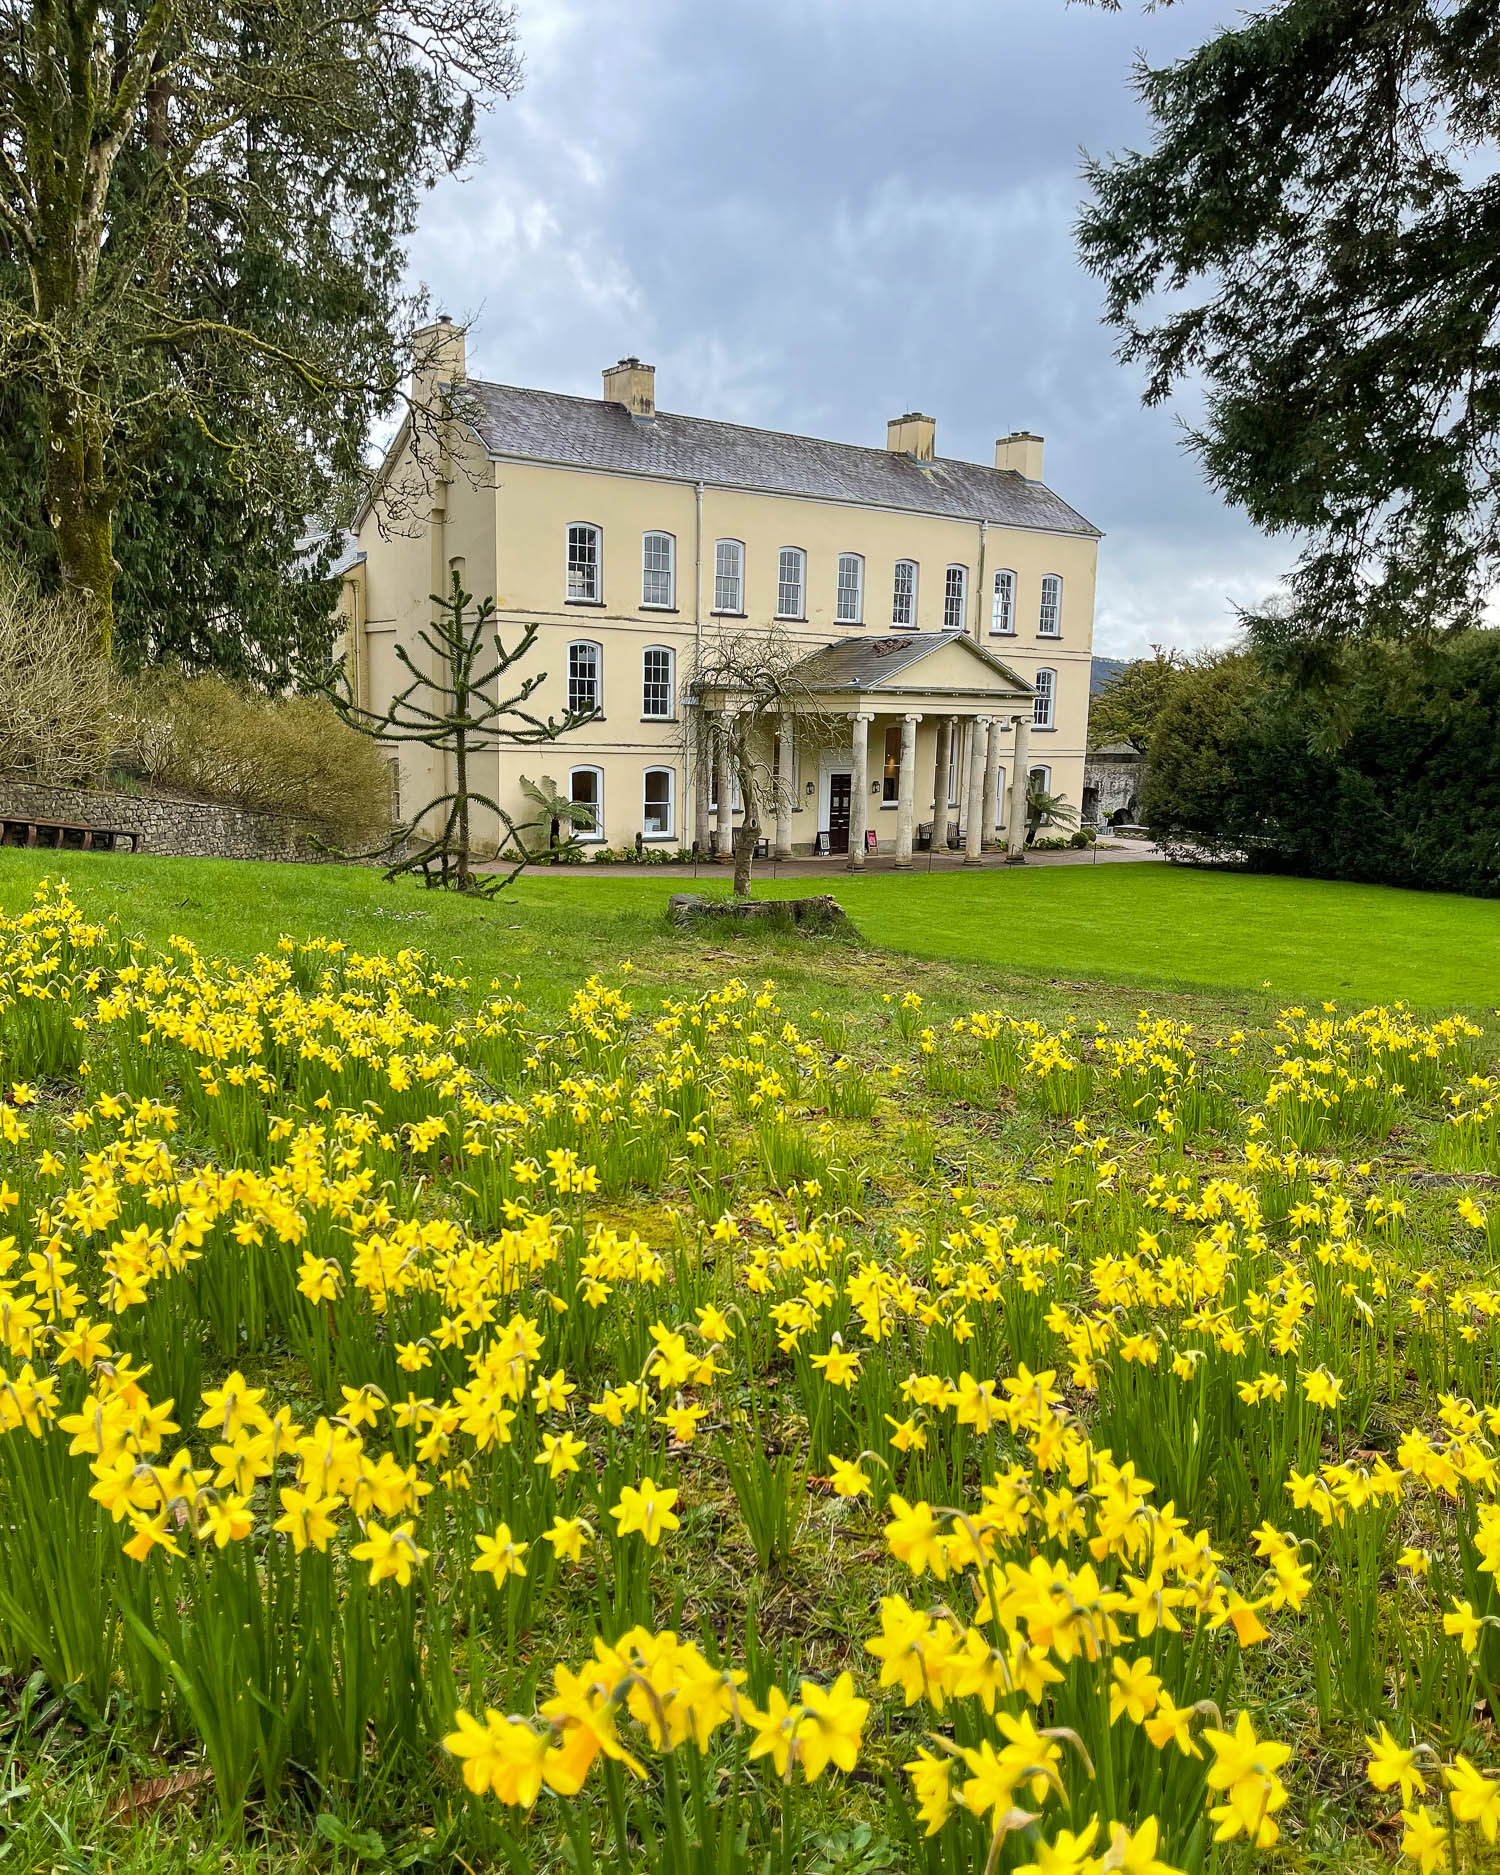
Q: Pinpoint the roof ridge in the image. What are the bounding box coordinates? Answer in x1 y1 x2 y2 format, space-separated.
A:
467 378 1032 484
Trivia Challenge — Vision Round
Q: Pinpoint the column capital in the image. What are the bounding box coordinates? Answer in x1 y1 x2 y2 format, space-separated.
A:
903 711 922 724
852 709 875 724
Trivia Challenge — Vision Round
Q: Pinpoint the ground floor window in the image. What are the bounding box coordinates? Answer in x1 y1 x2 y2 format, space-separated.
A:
643 766 674 837
882 724 902 803
570 765 602 836
996 764 1007 827
948 729 959 806
1029 764 1052 794
707 768 742 812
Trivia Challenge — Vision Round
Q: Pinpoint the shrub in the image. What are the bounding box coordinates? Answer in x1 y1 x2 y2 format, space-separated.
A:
1144 636 1500 896
118 672 393 848
0 553 113 782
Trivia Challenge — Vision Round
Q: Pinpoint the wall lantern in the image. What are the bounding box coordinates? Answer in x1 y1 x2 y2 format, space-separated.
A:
870 781 881 794
805 781 815 796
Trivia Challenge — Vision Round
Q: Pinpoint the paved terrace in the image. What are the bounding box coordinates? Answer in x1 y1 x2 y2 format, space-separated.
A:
491 839 1162 880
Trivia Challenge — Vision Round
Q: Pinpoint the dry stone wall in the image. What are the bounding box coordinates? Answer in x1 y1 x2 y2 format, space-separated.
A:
0 778 328 863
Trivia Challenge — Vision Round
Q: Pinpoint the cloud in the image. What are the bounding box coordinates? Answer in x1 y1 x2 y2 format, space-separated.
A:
405 0 1272 656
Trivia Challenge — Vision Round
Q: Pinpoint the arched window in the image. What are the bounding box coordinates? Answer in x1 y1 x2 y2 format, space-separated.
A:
991 569 1016 635
642 531 676 608
776 547 806 619
566 523 601 602
943 564 968 631
836 552 864 624
714 539 745 613
569 765 603 838
642 646 674 719
1029 763 1052 793
568 640 601 715
1033 668 1056 730
892 558 917 627
643 767 675 837
995 765 1007 829
1039 574 1062 636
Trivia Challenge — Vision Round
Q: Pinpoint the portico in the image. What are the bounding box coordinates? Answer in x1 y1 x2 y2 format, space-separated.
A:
695 631 1037 868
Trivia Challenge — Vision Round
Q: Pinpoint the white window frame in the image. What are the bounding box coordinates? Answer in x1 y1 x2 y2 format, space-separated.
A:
1033 667 1056 730
776 546 806 620
1029 764 1052 794
568 640 602 716
641 645 674 720
835 552 864 624
566 523 601 603
1039 573 1062 637
569 765 604 839
892 558 917 627
991 568 1016 635
641 531 676 609
642 766 675 839
707 768 743 812
713 539 745 613
947 729 959 806
996 764 1007 828
943 564 968 632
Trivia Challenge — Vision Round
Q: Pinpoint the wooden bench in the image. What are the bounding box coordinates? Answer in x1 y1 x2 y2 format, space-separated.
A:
0 815 138 854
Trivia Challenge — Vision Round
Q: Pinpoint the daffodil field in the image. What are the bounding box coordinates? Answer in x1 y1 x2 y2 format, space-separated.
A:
4 879 1500 1873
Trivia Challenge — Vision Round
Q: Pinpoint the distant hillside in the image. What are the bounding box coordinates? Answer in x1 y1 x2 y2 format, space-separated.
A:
1091 656 1129 696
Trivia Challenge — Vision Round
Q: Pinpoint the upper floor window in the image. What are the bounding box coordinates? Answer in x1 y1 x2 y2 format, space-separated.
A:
566 523 601 602
569 765 603 837
836 553 864 624
892 559 917 627
643 767 674 837
777 547 806 618
642 646 674 719
1033 667 1056 730
1039 573 1062 636
568 640 601 715
991 568 1016 635
943 564 968 631
642 531 675 608
714 539 745 613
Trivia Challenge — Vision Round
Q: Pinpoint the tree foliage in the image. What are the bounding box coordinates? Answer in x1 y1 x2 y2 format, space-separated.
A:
0 0 520 655
1079 0 1500 644
320 574 598 895
1087 648 1185 753
1144 636 1500 895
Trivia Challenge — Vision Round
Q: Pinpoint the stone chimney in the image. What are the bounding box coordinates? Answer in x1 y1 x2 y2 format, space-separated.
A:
411 315 466 408
996 431 1044 480
887 412 936 460
603 356 655 416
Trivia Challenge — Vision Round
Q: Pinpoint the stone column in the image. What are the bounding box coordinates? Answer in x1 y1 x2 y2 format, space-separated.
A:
963 716 990 866
775 712 795 858
848 711 872 870
895 712 921 869
982 717 1004 850
715 713 735 859
931 715 953 854
1006 713 1032 863
693 708 712 853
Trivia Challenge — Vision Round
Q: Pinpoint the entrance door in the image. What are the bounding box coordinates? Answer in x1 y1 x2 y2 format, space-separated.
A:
828 772 852 854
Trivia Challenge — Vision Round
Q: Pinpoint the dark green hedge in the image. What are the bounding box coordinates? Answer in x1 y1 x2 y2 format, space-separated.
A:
1142 635 1500 896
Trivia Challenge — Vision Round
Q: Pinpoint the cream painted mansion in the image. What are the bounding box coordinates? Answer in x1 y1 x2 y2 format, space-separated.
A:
338 327 1100 863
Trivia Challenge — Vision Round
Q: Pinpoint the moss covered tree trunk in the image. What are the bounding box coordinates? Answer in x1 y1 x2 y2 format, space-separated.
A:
44 387 117 657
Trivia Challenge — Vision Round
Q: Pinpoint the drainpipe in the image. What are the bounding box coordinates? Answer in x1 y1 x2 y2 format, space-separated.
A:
693 481 705 845
973 518 988 644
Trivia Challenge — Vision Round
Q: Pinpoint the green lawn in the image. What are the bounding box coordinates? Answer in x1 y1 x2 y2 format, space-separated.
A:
0 849 1493 1010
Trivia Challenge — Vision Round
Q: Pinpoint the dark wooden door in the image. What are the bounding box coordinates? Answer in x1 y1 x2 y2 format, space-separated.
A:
828 772 852 854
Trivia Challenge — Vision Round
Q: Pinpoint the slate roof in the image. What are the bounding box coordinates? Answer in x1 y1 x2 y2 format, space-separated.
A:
460 382 1100 537
787 631 1032 695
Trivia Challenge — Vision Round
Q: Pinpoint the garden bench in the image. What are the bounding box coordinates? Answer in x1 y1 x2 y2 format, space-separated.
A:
0 814 138 853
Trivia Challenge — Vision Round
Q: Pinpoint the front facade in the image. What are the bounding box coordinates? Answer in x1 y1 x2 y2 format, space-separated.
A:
341 329 1101 862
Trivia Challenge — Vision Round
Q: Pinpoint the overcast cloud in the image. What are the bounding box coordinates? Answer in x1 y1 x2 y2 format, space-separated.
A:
404 0 1288 658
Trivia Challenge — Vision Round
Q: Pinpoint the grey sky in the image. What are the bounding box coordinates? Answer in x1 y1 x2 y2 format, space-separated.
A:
405 0 1286 658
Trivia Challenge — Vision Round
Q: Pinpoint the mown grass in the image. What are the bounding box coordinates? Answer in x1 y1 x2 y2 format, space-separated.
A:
0 848 1494 1010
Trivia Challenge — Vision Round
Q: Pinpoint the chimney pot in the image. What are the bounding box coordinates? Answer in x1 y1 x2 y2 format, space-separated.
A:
886 412 936 460
995 431 1044 481
603 357 655 416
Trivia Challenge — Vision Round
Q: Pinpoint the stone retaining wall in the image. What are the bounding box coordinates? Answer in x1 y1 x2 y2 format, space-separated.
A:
0 777 329 863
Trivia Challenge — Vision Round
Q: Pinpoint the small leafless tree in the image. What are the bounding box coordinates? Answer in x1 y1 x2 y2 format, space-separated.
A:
688 624 841 897
0 552 113 781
